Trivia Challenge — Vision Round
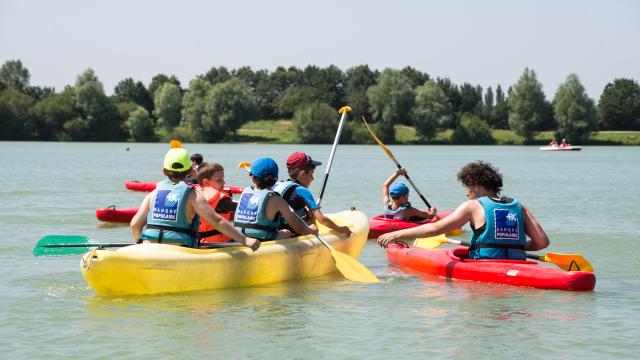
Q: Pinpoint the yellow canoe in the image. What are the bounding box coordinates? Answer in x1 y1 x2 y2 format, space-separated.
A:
81 210 369 296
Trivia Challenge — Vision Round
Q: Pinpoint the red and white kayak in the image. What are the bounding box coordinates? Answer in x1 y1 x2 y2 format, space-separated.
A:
386 243 596 291
539 145 582 151
125 180 244 194
96 206 138 223
368 210 455 239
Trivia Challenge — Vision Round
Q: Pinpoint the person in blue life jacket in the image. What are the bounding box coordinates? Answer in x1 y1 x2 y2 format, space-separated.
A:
234 157 318 241
377 161 550 260
272 152 352 237
382 168 438 221
130 148 260 251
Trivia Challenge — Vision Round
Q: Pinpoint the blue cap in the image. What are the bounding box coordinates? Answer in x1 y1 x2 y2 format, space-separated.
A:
390 182 409 199
250 157 279 180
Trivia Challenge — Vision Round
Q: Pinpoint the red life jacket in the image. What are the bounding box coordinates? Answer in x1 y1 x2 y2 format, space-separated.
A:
196 186 233 243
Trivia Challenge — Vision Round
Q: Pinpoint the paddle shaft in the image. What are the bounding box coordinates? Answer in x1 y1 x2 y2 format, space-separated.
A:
361 116 432 209
317 108 350 207
39 242 243 249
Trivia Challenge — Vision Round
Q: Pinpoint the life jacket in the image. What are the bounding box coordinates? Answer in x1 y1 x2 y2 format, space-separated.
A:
469 196 526 260
272 180 310 222
140 180 199 248
384 201 411 220
196 185 233 244
233 187 281 240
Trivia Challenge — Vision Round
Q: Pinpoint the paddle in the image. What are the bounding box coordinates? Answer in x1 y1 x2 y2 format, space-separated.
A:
411 235 593 272
33 235 244 257
317 106 351 207
362 116 433 209
238 161 379 283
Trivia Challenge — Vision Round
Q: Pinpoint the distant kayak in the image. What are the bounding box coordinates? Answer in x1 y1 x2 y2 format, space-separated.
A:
96 206 138 223
125 180 244 194
539 145 582 151
386 243 596 291
368 210 455 239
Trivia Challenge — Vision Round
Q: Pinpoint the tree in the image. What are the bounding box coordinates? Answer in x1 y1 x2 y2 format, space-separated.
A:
400 66 429 88
293 102 342 143
181 78 212 142
437 78 462 116
345 65 379 118
202 66 231 86
507 68 547 141
0 87 34 139
484 86 494 112
412 80 452 141
598 78 640 130
71 68 123 141
0 59 30 90
459 83 482 115
29 88 76 140
276 85 327 117
553 74 597 142
125 106 156 142
154 82 183 131
266 66 303 117
114 78 153 112
148 74 181 97
367 69 415 142
451 113 495 144
202 78 258 141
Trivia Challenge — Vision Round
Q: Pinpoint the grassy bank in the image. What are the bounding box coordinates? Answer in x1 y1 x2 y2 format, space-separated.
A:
236 120 640 145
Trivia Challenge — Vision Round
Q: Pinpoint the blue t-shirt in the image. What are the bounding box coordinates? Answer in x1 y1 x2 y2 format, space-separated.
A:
291 186 319 211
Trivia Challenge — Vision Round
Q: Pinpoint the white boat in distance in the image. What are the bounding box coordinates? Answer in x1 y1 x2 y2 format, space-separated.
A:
539 145 582 151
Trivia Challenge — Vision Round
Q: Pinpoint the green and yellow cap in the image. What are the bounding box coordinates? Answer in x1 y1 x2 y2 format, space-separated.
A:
163 148 191 172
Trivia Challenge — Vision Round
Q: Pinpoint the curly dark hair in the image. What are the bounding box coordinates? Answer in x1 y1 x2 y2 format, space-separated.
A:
456 161 503 194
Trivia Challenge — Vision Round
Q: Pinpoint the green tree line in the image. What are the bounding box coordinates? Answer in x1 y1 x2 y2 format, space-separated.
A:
1 59 639 144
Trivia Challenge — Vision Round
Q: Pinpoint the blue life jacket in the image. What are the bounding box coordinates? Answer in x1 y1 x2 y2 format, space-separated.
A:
272 180 309 222
233 188 281 240
384 202 411 220
140 180 199 248
469 196 526 260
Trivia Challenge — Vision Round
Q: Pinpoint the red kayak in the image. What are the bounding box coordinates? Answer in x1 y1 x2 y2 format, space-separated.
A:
96 206 138 223
386 243 596 291
125 180 243 194
368 210 455 239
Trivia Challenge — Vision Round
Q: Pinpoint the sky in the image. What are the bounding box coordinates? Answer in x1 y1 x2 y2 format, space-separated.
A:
1 0 639 100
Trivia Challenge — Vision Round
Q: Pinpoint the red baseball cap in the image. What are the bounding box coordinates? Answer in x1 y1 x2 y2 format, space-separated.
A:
286 152 322 169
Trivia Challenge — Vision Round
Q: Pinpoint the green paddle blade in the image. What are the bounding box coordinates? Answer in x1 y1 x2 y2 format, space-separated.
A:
33 235 131 257
330 248 380 283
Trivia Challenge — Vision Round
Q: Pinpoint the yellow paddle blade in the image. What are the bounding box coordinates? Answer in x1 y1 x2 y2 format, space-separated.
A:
446 228 463 236
237 162 251 171
362 116 394 159
330 249 379 283
544 252 594 272
413 235 449 249
169 140 183 148
338 106 352 114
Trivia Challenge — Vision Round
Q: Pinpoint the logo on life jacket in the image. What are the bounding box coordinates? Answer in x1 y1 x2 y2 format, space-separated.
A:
235 193 260 223
494 209 519 240
152 190 179 222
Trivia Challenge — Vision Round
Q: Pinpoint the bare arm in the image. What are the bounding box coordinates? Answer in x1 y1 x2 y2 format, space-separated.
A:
191 192 260 251
273 196 318 236
404 206 438 220
382 168 406 204
522 204 550 251
313 209 352 236
130 192 153 242
377 201 472 247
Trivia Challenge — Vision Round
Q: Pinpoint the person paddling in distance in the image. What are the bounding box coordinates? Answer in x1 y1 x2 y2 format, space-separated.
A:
382 168 437 221
195 162 237 244
272 152 351 237
130 148 260 251
378 161 550 260
234 157 318 240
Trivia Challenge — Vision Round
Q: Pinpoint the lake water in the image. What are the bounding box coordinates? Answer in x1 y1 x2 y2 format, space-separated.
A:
1 142 638 359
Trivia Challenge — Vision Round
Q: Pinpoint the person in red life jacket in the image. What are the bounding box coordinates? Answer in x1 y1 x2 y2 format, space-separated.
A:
195 162 237 245
377 161 550 260
272 152 352 237
130 148 260 251
382 168 437 221
549 139 558 147
560 139 568 148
